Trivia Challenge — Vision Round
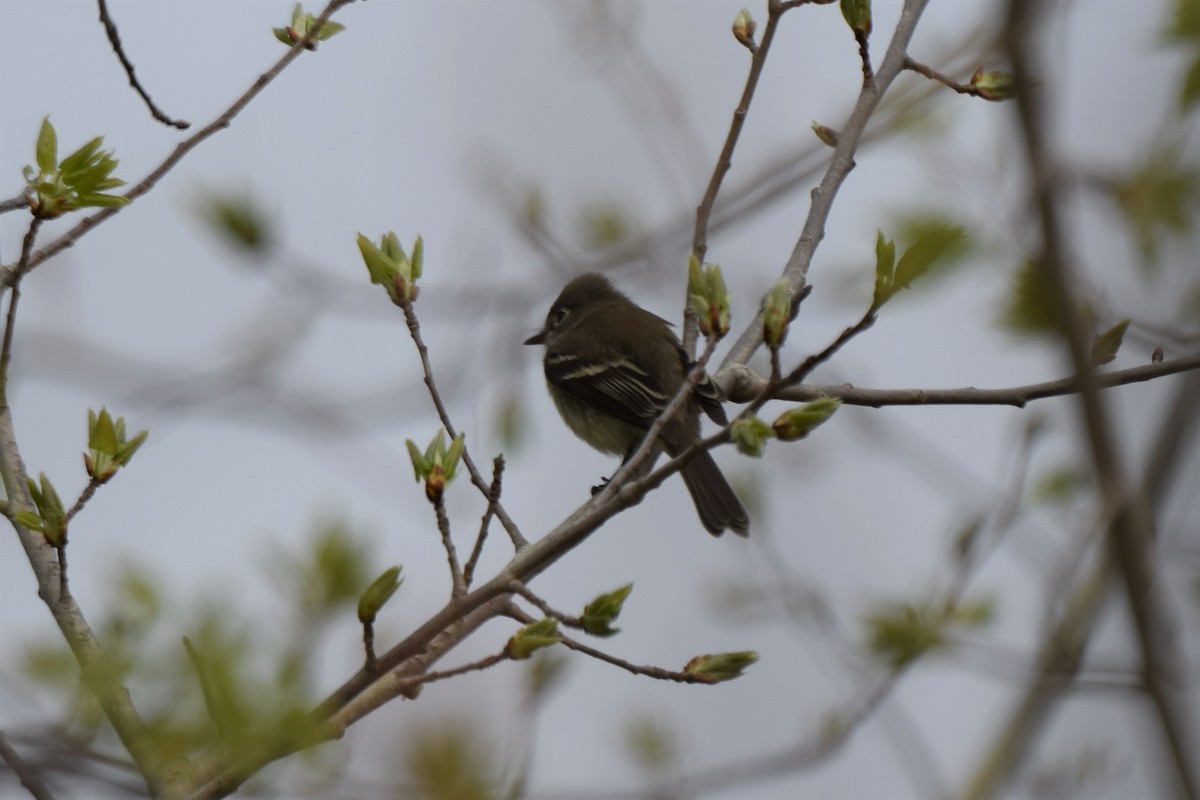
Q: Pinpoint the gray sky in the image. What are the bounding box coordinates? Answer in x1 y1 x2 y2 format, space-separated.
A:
2 2 1197 798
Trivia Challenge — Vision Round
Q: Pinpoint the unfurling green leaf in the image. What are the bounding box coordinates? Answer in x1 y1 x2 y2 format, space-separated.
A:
26 473 67 546
1091 319 1130 365
761 280 796 350
872 230 896 308
688 255 732 337
406 429 465 502
274 3 345 49
358 231 422 304
839 0 872 36
891 224 967 294
1111 144 1199 265
35 117 57 175
197 192 274 254
357 565 403 624
1003 258 1061 334
581 583 633 637
684 650 758 683
24 119 128 219
85 408 148 482
730 416 774 458
864 602 943 669
772 398 842 441
506 618 562 659
970 68 1015 101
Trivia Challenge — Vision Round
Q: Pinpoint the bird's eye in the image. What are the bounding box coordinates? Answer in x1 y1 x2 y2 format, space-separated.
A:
551 307 571 327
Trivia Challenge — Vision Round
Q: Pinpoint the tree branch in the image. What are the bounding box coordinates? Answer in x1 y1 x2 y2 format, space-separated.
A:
724 351 1200 407
96 0 190 129
718 0 932 376
10 0 356 280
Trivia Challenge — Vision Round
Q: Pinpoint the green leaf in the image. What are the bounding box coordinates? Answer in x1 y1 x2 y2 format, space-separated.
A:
410 235 424 280
688 256 731 337
683 650 758 683
36 117 57 174
581 583 633 637
772 398 841 441
864 602 943 669
58 137 104 177
839 0 872 35
406 439 428 480
357 565 403 623
730 416 774 458
89 408 119 455
314 20 345 40
14 510 44 532
506 619 562 659
75 193 129 209
1112 144 1199 265
761 279 795 350
1002 258 1060 334
1090 319 1130 365
357 233 396 286
892 224 967 293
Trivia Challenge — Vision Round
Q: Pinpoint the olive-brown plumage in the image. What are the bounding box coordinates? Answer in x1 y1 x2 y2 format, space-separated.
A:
524 273 749 536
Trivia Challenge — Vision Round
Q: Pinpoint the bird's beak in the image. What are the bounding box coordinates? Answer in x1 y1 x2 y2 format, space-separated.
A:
524 330 547 346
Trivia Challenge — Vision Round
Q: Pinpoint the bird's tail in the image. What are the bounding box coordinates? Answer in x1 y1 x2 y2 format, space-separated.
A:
679 451 749 537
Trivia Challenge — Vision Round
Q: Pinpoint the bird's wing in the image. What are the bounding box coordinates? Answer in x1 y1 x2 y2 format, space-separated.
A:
543 352 667 430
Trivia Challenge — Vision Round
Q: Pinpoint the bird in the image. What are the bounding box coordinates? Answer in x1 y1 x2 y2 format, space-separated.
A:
524 272 749 537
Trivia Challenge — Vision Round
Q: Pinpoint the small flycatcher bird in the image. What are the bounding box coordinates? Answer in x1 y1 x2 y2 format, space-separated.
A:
524 273 749 537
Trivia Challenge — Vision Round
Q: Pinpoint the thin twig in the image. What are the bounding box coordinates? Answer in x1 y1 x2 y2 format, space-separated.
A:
505 604 709 684
855 30 875 86
62 477 103 528
11 0 355 280
593 335 721 510
0 194 28 215
508 581 584 629
719 0 933 374
432 495 466 598
725 349 1200 407
0 729 59 800
400 301 528 549
1004 0 1199 794
1 219 41 387
686 0 792 351
464 456 505 588
904 56 982 97
389 651 510 695
362 619 377 670
96 0 190 129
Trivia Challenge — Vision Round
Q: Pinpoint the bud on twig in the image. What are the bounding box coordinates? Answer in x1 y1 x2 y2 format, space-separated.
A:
772 398 842 441
687 255 732 338
506 618 562 659
732 8 757 51
970 68 1015 101
684 650 758 683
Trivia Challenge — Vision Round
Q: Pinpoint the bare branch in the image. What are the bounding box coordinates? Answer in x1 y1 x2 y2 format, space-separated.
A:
464 456 505 589
0 729 59 800
719 0 932 375
725 351 1200 407
11 0 357 280
400 301 528 549
96 0 190 129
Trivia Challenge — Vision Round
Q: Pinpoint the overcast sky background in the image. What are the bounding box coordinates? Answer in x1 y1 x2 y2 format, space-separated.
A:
2 2 1198 798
